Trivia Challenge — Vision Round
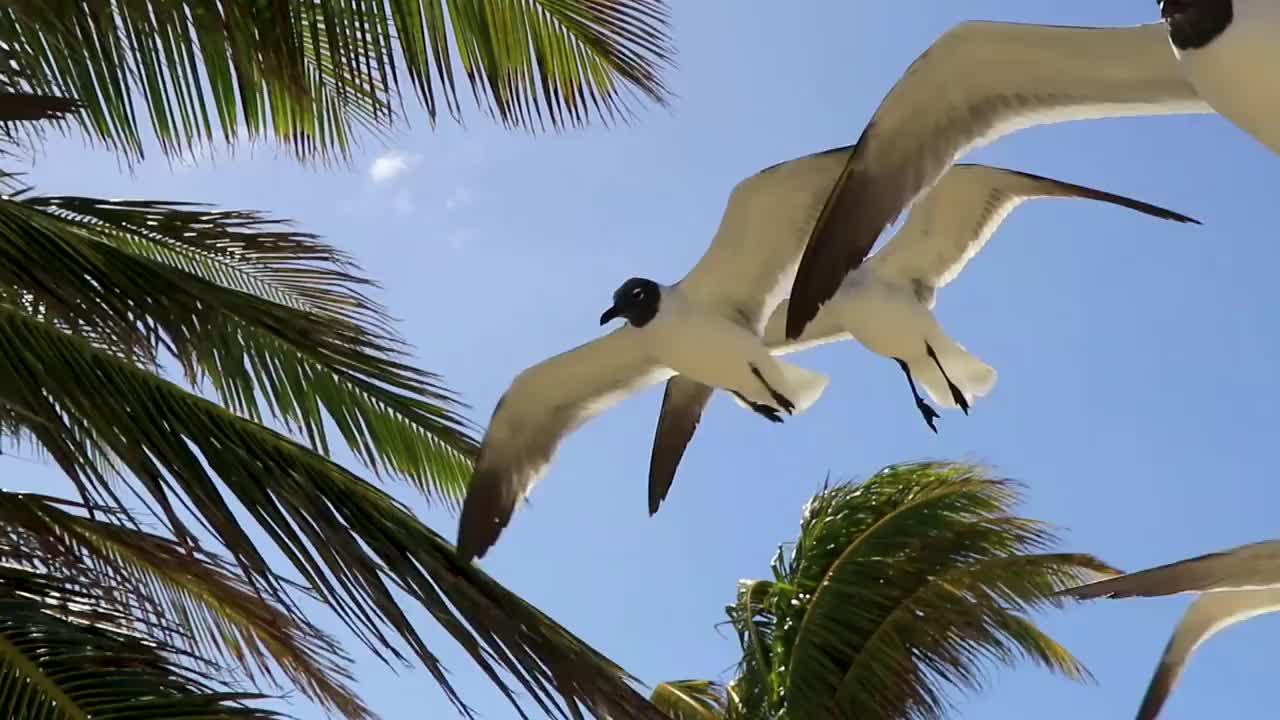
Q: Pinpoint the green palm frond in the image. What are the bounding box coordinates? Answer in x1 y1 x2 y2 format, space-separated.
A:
0 490 371 719
722 579 778 718
0 190 476 504
650 680 727 720
727 462 1119 720
0 563 282 720
0 0 675 163
0 307 662 720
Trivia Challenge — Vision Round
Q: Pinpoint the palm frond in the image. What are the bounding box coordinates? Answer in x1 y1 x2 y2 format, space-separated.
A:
0 0 675 163
721 579 778 718
0 563 281 720
729 462 1118 720
0 490 372 720
650 680 727 720
0 90 81 122
0 190 476 505
0 306 663 720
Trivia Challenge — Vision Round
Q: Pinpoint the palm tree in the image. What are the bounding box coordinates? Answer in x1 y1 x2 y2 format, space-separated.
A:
0 0 675 163
650 462 1119 720
0 2 675 719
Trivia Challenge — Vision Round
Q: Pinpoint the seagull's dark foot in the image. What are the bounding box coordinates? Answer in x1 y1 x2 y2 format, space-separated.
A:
924 342 970 415
916 398 940 434
896 357 940 434
731 390 784 423
749 363 796 415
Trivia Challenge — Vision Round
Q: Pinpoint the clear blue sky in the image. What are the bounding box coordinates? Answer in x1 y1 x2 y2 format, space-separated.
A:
18 1 1280 718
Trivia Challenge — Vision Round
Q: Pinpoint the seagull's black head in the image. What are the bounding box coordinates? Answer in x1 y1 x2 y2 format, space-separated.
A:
1159 0 1233 50
600 277 661 328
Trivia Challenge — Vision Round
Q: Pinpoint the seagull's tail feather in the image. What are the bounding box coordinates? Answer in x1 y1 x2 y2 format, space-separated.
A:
912 339 995 409
771 359 829 415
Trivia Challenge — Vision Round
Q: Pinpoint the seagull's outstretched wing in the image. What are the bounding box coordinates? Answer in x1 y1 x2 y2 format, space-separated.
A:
866 164 1200 300
1127 588 1280 720
784 20 1211 339
677 145 853 332
1061 541 1280 599
457 327 670 562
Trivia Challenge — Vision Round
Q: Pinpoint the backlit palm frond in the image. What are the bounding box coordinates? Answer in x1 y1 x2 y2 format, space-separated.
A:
0 191 475 505
0 307 663 720
721 579 778 718
650 679 727 720
0 563 282 720
730 462 1118 720
0 490 371 720
0 0 675 163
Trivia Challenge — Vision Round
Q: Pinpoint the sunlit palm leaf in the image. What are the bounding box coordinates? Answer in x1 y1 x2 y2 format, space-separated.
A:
0 306 663 720
0 564 281 720
0 490 371 719
650 679 727 720
0 0 674 163
722 579 777 717
0 191 476 504
729 462 1119 720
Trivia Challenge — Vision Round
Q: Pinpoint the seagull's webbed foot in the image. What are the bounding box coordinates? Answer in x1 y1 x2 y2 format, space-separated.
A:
731 390 784 424
749 363 796 415
896 357 940 434
916 398 940 434
924 342 970 415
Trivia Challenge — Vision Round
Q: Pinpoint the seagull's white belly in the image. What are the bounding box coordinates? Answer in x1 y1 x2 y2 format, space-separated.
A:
644 308 766 396
1177 11 1280 153
838 279 941 361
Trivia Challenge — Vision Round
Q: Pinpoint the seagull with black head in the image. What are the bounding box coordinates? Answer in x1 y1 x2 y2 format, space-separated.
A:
455 149 844 563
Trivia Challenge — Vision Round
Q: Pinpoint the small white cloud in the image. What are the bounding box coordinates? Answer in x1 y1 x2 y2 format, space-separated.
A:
369 151 418 183
444 185 473 211
391 189 415 216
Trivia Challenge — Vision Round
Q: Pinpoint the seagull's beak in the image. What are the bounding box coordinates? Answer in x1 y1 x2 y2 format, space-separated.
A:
599 305 622 326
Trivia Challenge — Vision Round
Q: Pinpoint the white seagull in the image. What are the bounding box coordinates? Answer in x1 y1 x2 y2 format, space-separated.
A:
645 159 1198 514
1060 540 1280 720
455 149 845 562
785 5 1280 339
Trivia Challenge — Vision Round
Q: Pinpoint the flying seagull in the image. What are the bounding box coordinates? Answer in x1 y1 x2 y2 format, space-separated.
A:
1060 540 1280 720
645 159 1198 515
782 9 1280 339
455 148 846 562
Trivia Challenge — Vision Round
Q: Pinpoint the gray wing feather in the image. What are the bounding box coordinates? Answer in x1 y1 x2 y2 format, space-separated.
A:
784 20 1209 338
1061 541 1280 599
647 377 714 515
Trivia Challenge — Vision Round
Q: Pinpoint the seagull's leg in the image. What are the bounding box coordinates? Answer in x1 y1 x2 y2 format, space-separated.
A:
748 363 796 414
895 358 939 433
730 390 784 424
924 342 970 415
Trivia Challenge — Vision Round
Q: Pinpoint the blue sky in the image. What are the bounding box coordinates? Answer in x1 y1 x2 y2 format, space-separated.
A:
18 1 1280 718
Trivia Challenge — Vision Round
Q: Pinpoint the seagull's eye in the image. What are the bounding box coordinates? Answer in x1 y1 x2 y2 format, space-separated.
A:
631 287 644 300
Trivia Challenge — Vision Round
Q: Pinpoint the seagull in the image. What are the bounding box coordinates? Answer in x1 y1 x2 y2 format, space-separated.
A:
1060 540 1280 720
645 159 1198 514
455 148 846 562
781 8 1280 339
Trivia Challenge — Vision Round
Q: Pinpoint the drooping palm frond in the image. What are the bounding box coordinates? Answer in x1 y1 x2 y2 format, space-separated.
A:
0 490 372 719
0 563 282 720
0 0 675 163
727 462 1119 720
0 190 476 505
0 307 664 720
650 680 728 720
